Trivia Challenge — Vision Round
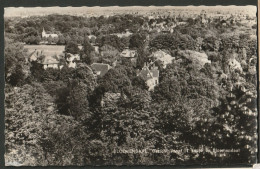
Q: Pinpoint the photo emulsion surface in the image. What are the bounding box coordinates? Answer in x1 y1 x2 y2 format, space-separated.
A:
4 6 257 166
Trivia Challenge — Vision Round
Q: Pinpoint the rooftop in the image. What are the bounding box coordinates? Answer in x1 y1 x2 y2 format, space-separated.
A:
91 63 111 77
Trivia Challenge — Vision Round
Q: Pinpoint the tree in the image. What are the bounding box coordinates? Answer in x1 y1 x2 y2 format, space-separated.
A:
80 39 95 64
67 79 90 119
30 61 45 82
90 36 96 43
5 37 29 86
47 36 53 44
149 32 196 51
202 36 221 52
8 64 26 86
127 88 151 110
98 67 132 95
66 63 97 119
132 76 148 90
96 35 128 51
135 47 150 69
65 41 80 54
5 83 56 165
209 82 257 163
129 33 146 49
99 44 120 64
152 61 222 150
81 51 95 65
57 35 66 45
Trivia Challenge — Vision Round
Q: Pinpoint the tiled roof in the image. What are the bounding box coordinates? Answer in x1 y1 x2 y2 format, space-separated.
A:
41 55 60 65
42 59 59 65
150 69 159 78
28 50 37 58
138 66 159 81
91 63 111 77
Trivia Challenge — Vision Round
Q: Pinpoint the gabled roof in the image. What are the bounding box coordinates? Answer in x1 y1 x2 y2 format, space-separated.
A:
152 50 168 58
150 68 159 78
27 49 42 60
28 50 37 58
138 66 159 81
42 59 59 65
91 63 111 77
41 55 60 65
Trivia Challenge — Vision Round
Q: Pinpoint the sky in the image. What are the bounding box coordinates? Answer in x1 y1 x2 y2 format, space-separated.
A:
4 6 256 17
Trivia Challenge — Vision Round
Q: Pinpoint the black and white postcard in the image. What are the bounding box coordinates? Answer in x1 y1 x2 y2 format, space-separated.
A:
4 5 258 166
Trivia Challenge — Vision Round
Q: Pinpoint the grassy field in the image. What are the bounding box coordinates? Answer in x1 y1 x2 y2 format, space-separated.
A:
24 45 65 56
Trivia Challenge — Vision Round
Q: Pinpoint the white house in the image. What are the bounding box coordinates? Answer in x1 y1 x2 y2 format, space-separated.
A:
138 63 159 91
112 30 133 38
42 28 58 38
42 58 60 69
150 50 174 68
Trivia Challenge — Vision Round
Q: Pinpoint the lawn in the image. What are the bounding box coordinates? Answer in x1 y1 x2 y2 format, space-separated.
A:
24 45 65 57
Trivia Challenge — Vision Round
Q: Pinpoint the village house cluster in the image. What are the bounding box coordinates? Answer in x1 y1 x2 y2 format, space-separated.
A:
24 9 256 92
26 43 175 91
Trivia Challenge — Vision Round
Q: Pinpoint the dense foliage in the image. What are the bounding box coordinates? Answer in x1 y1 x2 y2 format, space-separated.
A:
5 11 257 166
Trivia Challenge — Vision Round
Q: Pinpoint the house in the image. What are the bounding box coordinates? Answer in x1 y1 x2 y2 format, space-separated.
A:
91 63 111 77
161 27 174 34
177 22 187 26
149 50 174 68
228 58 242 72
228 53 242 72
178 50 211 69
41 55 61 69
26 49 42 62
155 22 165 28
42 28 58 38
120 48 137 66
66 53 80 68
138 63 159 91
201 18 208 24
248 57 257 74
120 49 137 58
113 30 133 38
90 43 99 53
